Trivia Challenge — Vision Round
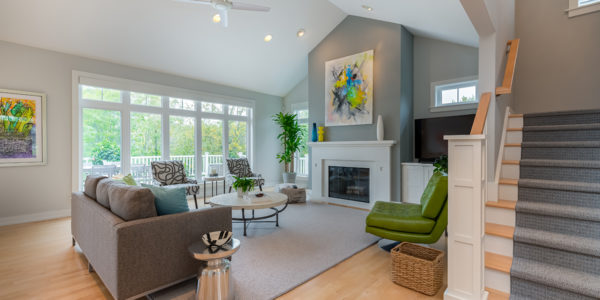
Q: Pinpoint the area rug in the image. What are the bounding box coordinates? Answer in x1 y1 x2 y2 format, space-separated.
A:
148 201 379 300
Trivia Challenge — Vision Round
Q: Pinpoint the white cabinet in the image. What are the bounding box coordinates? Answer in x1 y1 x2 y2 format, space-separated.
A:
402 162 435 204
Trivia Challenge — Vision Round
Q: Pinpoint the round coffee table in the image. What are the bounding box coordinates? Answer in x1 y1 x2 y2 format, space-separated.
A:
210 192 289 236
189 238 240 300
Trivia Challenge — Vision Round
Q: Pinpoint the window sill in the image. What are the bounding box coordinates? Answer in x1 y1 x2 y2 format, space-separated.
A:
430 103 478 113
567 2 600 17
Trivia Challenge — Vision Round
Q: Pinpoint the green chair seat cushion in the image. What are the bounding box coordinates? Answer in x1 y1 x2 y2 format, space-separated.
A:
366 201 435 234
420 172 448 219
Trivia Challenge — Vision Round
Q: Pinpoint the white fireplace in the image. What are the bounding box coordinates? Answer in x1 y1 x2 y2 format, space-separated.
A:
308 140 395 209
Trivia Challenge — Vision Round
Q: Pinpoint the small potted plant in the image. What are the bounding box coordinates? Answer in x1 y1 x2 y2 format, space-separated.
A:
433 155 448 175
232 176 254 198
273 112 303 183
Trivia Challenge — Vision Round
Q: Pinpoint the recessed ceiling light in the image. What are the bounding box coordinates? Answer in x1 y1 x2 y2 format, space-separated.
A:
212 14 221 23
361 5 373 11
264 34 273 42
297 29 305 37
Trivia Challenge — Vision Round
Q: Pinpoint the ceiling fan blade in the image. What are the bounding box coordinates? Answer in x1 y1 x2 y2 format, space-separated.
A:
220 9 229 28
231 2 271 12
173 0 212 5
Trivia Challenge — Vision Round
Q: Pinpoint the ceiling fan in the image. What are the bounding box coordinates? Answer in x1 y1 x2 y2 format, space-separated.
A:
175 0 271 28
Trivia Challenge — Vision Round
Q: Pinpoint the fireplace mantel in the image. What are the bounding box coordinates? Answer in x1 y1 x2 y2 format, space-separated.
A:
309 140 396 209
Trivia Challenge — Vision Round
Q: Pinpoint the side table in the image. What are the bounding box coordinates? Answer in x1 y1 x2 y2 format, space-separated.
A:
204 176 226 204
188 238 240 300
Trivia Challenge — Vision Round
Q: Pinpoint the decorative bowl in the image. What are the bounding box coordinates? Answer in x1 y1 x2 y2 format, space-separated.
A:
255 192 265 197
202 231 233 248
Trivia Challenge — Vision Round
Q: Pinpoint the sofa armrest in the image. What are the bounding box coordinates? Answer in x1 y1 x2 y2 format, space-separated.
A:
111 206 232 299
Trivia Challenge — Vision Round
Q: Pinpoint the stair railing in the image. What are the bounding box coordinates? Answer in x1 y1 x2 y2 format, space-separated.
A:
495 39 520 96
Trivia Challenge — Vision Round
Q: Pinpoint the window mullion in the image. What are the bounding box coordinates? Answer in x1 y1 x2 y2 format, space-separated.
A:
122 92 131 176
162 96 170 161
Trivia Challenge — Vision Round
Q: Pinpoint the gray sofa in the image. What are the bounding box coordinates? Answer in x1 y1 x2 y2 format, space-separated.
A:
71 176 232 300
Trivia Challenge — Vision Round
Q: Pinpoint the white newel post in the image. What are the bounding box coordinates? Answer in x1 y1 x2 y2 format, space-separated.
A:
443 134 488 300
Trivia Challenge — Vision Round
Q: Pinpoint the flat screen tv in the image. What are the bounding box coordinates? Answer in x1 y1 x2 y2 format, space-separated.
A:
415 114 476 162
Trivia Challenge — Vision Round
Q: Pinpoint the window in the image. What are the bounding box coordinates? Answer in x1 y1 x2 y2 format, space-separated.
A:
169 98 195 111
81 85 121 102
292 103 309 177
568 0 600 17
75 74 253 189
130 92 162 107
431 77 478 112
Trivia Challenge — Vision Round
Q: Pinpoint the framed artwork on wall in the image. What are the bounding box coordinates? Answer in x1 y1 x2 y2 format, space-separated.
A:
0 89 47 167
325 49 374 126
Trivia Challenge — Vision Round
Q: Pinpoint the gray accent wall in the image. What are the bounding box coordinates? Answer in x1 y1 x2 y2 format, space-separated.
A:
283 77 308 112
307 16 413 202
413 37 479 119
0 40 282 223
514 0 600 113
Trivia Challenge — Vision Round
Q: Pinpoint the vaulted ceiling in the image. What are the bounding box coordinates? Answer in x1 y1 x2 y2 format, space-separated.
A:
0 0 477 97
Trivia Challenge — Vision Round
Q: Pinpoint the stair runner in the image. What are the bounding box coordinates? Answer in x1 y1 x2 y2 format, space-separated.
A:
511 110 600 299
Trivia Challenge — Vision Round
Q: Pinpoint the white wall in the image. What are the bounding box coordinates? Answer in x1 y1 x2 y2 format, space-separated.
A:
283 77 308 112
0 41 282 225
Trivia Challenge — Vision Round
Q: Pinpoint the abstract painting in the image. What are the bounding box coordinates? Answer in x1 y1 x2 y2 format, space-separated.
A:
325 50 373 126
0 89 46 166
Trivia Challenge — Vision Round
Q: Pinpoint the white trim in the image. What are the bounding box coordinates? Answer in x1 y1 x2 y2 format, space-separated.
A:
430 76 478 113
489 107 511 203
308 140 395 147
567 0 600 17
0 209 71 227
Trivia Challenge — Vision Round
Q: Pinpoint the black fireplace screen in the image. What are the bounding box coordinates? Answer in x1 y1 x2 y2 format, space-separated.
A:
328 166 370 203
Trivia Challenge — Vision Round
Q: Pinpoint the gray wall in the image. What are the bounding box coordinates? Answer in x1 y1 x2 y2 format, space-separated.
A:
514 0 600 113
308 16 413 202
413 37 479 119
0 40 282 223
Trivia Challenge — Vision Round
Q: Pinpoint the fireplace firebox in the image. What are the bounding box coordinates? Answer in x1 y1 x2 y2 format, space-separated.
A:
328 166 370 203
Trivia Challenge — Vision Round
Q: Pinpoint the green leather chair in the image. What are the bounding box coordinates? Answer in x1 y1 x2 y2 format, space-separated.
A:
366 172 448 244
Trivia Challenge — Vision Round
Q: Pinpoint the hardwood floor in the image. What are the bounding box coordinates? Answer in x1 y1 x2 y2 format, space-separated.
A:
0 217 445 300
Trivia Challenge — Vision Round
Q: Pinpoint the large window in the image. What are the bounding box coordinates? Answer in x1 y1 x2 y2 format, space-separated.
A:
430 77 478 112
292 103 309 177
75 73 253 189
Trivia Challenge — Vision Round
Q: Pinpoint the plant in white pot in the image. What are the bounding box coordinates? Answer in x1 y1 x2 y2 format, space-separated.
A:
273 112 303 184
232 176 254 198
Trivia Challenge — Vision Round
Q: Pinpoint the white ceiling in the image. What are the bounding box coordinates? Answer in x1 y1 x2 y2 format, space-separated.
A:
329 0 478 48
0 0 477 97
0 0 346 96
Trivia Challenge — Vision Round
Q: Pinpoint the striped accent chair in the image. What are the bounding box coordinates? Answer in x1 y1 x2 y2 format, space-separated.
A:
151 160 201 208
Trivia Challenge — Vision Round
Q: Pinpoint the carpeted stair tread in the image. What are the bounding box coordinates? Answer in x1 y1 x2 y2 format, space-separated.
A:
514 228 600 261
519 178 600 194
516 212 600 239
520 159 600 168
516 201 600 222
522 141 600 148
518 187 600 209
524 110 600 126
523 123 600 131
510 258 600 298
511 278 599 300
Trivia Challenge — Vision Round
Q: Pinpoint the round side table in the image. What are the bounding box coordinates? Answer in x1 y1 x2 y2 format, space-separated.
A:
188 238 240 300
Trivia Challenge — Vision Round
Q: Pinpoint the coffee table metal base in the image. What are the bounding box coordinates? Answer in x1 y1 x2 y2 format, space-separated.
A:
235 202 289 236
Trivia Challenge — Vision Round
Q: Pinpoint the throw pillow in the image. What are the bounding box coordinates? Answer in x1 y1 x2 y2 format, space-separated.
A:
84 175 107 200
122 174 137 186
141 184 190 215
108 185 157 221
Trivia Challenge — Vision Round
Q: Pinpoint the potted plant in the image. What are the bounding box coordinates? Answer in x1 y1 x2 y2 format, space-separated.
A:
273 112 303 183
232 176 254 197
433 155 448 175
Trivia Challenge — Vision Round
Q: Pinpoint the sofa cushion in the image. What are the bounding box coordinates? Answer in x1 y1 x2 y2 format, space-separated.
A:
84 175 107 200
366 201 436 233
142 184 190 215
420 172 448 219
108 185 157 221
96 179 126 209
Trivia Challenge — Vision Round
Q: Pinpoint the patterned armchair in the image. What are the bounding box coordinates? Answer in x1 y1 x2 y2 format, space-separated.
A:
225 158 264 192
151 160 201 208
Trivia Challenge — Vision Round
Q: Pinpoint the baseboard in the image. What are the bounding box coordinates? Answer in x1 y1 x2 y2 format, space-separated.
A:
0 209 71 227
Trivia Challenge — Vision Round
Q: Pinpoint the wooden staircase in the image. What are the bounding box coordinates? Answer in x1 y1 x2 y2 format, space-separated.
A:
483 113 523 299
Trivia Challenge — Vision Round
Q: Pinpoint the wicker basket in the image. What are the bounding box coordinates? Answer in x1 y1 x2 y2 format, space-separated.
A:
391 242 445 296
